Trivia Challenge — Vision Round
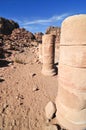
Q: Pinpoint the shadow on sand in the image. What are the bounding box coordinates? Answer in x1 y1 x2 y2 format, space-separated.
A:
0 60 12 67
0 78 5 82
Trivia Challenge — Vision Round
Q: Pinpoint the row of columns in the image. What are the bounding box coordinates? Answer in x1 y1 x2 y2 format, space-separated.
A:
39 14 86 130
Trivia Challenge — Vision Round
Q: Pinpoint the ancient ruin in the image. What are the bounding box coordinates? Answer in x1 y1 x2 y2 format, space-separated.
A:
42 34 56 76
45 26 61 48
56 14 86 130
39 42 42 62
0 14 86 130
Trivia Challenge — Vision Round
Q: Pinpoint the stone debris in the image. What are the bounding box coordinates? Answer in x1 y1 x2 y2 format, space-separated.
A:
45 101 56 120
32 73 36 77
32 85 39 92
3 28 35 51
29 73 36 78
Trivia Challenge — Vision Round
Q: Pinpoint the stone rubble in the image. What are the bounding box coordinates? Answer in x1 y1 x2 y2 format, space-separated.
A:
45 101 56 120
0 17 19 35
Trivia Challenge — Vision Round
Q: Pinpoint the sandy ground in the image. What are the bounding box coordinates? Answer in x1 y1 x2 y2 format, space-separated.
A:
0 47 59 130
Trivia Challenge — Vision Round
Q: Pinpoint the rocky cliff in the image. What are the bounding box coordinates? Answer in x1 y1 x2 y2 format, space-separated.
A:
0 17 19 35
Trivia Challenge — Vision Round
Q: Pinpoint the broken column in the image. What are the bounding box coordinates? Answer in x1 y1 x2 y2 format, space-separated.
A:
42 34 56 76
39 43 42 62
56 14 86 130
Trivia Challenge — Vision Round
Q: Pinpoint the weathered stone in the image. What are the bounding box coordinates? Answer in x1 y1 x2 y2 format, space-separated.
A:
39 43 42 62
45 101 56 120
58 64 86 90
32 85 39 92
56 14 86 130
57 83 86 110
45 26 61 48
60 14 86 45
42 34 56 76
0 17 19 35
59 46 86 67
34 32 43 42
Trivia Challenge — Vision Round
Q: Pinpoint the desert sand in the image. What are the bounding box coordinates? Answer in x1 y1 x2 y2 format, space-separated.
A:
0 46 59 130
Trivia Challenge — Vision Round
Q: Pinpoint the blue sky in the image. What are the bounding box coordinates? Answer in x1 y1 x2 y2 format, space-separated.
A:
0 0 86 33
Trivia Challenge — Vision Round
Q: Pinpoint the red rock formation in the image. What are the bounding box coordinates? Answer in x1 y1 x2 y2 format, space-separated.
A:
0 17 19 35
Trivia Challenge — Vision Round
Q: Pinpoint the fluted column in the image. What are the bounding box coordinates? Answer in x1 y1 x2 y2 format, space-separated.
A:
56 14 86 130
42 34 56 76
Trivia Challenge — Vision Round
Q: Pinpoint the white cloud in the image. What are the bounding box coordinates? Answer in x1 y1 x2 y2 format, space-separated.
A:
21 13 69 26
13 13 70 33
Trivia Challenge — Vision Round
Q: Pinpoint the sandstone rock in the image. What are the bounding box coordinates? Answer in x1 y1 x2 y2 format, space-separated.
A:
45 26 61 48
56 14 86 130
45 26 60 36
60 14 86 45
45 101 56 120
0 17 19 35
34 32 43 43
39 43 42 62
42 34 56 76
58 64 86 90
59 46 86 68
32 85 39 92
3 28 35 52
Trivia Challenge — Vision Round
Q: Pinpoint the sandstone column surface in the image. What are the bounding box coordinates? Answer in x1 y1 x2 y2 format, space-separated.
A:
56 14 86 130
42 34 56 76
39 43 42 62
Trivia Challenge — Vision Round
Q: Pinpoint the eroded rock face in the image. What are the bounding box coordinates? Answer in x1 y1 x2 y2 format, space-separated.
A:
10 28 35 43
56 14 86 130
34 32 44 43
2 28 35 52
0 17 19 35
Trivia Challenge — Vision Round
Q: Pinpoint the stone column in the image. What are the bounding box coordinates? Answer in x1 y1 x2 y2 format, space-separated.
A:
56 14 86 130
42 34 56 76
39 43 42 63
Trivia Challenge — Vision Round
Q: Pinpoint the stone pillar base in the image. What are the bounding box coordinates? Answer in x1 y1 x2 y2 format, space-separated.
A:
56 98 86 130
56 112 86 130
